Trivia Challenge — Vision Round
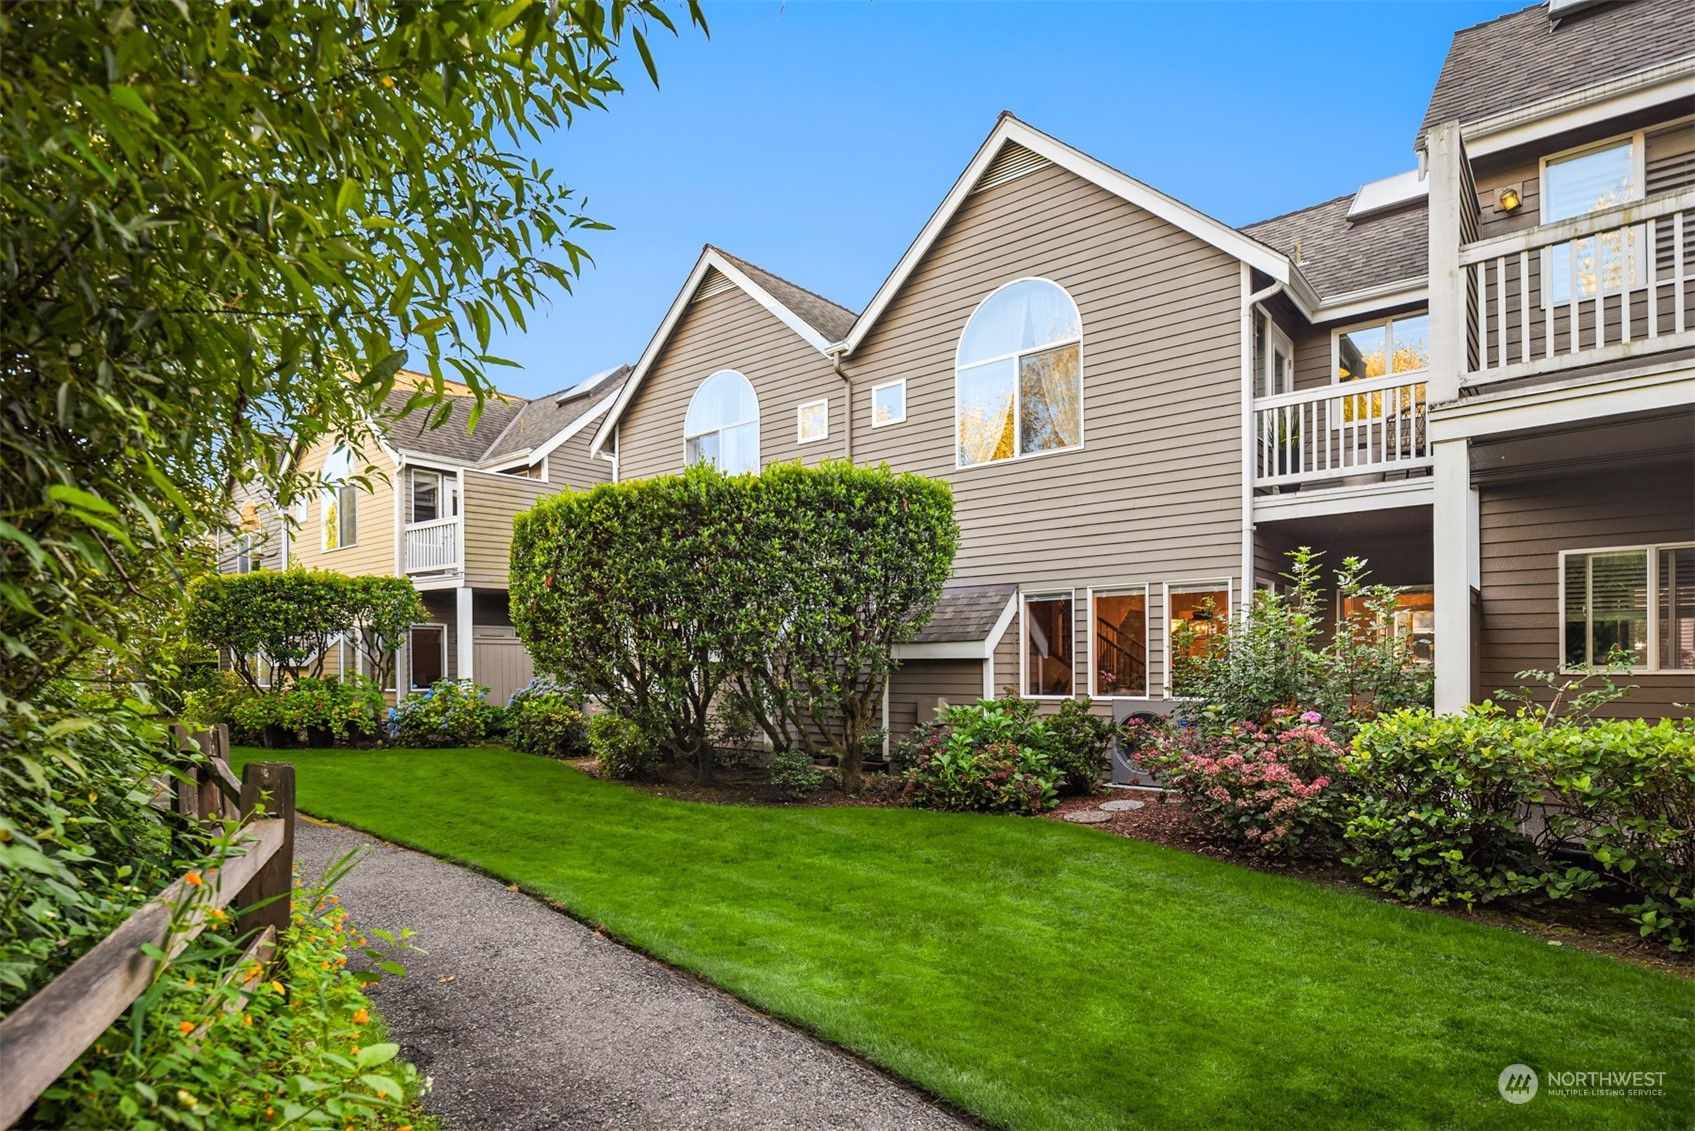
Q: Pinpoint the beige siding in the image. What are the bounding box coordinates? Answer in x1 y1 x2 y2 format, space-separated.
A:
847 158 1247 607
461 470 568 587
617 285 846 481
218 482 286 574
1478 463 1693 720
289 436 398 578
545 429 614 491
887 659 985 737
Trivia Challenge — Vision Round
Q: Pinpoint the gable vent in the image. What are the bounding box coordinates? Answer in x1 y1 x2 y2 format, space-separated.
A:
974 143 1049 194
695 268 736 301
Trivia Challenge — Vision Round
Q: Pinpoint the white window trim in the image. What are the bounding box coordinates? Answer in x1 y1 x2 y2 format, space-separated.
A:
682 369 761 474
796 397 830 444
1253 310 1296 399
1163 578 1234 697
870 378 907 428
1329 312 1432 387
954 277 1085 471
407 622 450 690
1086 585 1153 701
320 483 359 552
1537 130 1648 309
1019 589 1077 700
1556 541 1693 675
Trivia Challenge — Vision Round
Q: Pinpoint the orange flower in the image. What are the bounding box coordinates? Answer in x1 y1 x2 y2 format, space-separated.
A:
351 1008 369 1024
266 1106 274 1120
178 1020 194 1035
184 871 203 886
270 980 286 996
350 1045 360 1055
242 1013 253 1028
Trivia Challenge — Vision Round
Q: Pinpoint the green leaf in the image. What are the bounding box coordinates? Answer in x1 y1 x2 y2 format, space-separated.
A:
107 84 159 123
47 484 119 515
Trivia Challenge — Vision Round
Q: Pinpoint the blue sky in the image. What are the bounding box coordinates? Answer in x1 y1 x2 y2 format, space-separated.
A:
489 0 1525 398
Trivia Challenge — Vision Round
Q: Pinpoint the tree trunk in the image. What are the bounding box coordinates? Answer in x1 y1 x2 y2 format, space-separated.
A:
838 744 863 795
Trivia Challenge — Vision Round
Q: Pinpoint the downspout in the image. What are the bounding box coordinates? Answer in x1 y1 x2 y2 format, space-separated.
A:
1240 273 1286 611
830 350 853 463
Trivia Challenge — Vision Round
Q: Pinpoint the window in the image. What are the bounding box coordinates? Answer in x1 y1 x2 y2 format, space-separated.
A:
1562 544 1693 672
234 534 254 575
320 446 358 551
684 370 760 474
796 398 829 444
1341 589 1434 665
1335 314 1430 383
1024 593 1075 697
409 625 445 689
1252 310 1294 398
409 469 458 524
871 379 906 427
1168 583 1230 690
956 278 1082 467
1542 135 1644 304
1092 587 1148 697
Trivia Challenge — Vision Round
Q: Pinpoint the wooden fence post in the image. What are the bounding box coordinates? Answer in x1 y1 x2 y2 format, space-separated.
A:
235 763 295 944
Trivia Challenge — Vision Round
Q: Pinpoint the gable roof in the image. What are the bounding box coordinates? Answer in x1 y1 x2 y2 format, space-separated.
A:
837 114 1306 355
911 584 1019 645
1418 0 1695 146
375 369 626 468
482 365 632 463
590 245 860 457
1240 194 1429 305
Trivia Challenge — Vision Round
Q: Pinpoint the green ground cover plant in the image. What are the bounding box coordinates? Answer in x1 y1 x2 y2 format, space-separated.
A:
233 745 1694 1131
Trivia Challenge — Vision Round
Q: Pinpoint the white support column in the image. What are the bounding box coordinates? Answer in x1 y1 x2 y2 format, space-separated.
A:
456 585 474 685
1425 120 1468 406
1432 438 1478 713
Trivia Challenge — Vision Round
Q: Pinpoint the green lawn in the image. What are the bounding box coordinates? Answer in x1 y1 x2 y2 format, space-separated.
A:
234 746 1694 1130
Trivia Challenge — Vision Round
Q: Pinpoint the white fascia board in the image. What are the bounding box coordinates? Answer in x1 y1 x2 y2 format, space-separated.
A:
1254 479 1435 523
1312 280 1430 324
590 248 836 457
893 590 1019 663
524 389 623 466
1427 363 1695 443
839 116 1297 356
392 450 472 474
1459 62 1695 159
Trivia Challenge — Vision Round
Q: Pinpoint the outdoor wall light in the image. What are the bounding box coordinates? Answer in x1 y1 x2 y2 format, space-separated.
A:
1497 185 1523 213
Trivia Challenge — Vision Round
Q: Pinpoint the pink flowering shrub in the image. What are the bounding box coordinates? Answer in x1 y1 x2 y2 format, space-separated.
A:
1131 710 1346 856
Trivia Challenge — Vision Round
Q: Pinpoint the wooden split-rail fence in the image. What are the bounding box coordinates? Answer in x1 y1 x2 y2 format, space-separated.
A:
0 726 296 1129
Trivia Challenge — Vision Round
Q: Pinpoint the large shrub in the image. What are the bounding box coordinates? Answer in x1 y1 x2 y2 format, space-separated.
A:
505 680 589 759
1173 548 1431 736
185 570 422 695
1044 697 1115 795
1541 718 1695 949
1133 711 1346 856
899 699 1063 815
395 679 493 747
588 711 657 780
1340 707 1595 908
511 462 957 789
187 675 385 746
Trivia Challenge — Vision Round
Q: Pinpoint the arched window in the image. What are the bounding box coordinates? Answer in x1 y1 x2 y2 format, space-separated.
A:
955 278 1082 467
684 370 760 474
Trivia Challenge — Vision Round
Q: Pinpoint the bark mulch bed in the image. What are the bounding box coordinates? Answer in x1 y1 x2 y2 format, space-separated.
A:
1048 792 1695 979
564 757 907 808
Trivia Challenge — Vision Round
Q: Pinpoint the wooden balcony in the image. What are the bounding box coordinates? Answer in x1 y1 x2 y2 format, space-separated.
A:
404 516 460 574
1460 186 1695 388
1252 372 1431 491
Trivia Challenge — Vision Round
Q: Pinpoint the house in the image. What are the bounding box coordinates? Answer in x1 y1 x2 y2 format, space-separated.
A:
220 367 626 704
589 0 1694 734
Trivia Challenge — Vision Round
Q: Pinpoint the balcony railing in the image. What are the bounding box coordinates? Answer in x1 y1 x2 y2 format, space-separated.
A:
404 516 459 574
1461 187 1695 386
1252 372 1430 490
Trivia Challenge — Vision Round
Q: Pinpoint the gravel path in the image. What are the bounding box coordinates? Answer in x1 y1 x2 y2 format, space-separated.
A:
295 820 970 1131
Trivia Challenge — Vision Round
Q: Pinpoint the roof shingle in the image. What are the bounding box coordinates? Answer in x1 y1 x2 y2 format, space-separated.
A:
1240 195 1429 302
710 247 859 343
1418 1 1695 146
912 584 1017 645
482 366 631 462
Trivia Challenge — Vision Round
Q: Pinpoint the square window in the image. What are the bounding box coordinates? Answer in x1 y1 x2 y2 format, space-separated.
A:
871 380 906 427
797 398 829 444
1024 594 1074 697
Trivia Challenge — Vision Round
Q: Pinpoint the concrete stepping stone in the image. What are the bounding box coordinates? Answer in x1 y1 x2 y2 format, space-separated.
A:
1063 809 1113 824
1100 799 1145 812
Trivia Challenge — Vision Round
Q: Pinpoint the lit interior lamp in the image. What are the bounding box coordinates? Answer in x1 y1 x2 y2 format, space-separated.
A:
1497 186 1523 213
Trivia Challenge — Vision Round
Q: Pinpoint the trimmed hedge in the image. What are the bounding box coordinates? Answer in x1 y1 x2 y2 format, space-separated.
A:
511 462 957 790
